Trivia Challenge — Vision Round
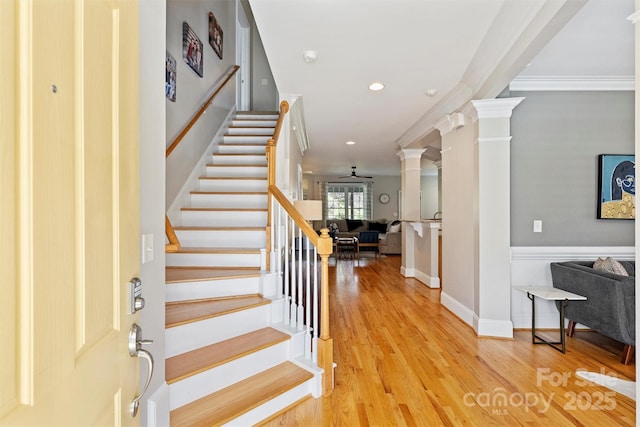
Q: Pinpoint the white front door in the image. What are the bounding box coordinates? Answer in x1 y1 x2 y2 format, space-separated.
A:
0 0 142 425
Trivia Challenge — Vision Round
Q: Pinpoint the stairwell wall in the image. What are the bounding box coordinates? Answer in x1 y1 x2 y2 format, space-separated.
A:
166 0 238 207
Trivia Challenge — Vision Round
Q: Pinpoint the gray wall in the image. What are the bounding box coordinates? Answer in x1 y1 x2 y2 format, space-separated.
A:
510 91 634 246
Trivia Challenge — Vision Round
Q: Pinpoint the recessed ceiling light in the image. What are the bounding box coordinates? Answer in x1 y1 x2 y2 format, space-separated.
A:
368 82 385 91
346 140 356 145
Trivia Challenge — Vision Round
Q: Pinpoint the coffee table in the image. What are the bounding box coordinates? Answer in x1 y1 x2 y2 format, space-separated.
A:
514 286 586 354
335 237 358 261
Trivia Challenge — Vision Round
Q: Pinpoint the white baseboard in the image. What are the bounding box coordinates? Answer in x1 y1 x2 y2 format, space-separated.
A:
145 382 170 427
440 291 474 327
401 267 441 288
474 316 514 338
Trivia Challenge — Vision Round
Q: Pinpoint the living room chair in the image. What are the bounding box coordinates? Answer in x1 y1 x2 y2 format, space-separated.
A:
358 231 380 258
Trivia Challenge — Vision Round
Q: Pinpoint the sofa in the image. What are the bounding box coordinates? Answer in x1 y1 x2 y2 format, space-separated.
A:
313 218 402 255
550 260 635 364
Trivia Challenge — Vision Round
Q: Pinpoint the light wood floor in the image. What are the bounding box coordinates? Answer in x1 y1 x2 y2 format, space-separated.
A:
260 255 636 426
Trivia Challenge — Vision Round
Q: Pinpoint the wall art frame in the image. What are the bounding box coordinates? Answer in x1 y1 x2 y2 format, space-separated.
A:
165 51 176 102
208 12 223 59
182 21 203 77
597 154 635 219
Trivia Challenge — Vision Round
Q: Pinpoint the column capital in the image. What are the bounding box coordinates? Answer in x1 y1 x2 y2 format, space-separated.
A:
434 113 465 136
434 160 442 169
470 97 525 119
627 10 640 24
397 148 426 161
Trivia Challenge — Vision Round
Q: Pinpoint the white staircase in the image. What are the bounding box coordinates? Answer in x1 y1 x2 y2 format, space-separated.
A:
165 112 320 426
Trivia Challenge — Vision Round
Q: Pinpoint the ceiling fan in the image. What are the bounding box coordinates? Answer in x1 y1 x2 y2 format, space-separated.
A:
340 166 373 179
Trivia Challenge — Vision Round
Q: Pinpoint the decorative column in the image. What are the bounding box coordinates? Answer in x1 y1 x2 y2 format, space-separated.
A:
467 97 524 338
434 160 442 212
398 149 425 276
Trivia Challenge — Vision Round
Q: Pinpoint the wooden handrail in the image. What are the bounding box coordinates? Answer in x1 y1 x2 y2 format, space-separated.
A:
165 215 180 252
166 65 240 158
269 186 319 246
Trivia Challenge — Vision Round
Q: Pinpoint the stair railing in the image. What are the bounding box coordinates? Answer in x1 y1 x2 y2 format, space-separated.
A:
164 65 240 253
266 101 334 397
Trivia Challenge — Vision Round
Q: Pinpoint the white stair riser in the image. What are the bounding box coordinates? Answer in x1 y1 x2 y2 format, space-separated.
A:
181 210 267 227
227 127 274 136
217 144 267 155
174 229 266 248
223 135 271 144
205 165 267 178
198 179 267 192
190 193 267 209
223 380 315 427
231 119 277 127
211 154 267 165
166 304 271 357
169 341 291 410
165 252 261 268
165 276 262 302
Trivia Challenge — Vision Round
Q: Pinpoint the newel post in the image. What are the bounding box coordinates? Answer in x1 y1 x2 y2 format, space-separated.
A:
316 228 334 396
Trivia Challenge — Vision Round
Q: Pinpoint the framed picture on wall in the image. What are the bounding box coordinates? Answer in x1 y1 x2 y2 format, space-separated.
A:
182 22 203 77
597 154 635 219
165 52 176 102
208 12 223 59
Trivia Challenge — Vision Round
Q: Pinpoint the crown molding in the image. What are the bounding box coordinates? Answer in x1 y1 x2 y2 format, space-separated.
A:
509 76 635 91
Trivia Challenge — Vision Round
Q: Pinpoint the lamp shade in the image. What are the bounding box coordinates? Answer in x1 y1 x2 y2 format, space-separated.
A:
294 200 323 221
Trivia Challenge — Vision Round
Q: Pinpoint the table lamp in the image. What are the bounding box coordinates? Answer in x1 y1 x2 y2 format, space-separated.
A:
293 200 323 226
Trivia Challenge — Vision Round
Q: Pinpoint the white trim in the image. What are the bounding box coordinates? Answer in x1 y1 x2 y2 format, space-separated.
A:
440 292 474 327
509 76 635 92
477 137 512 144
471 97 525 119
402 267 440 289
397 148 426 161
146 382 170 427
474 317 514 339
510 246 635 261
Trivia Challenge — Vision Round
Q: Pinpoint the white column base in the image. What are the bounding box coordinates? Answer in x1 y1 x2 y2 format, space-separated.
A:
473 316 514 339
401 267 440 288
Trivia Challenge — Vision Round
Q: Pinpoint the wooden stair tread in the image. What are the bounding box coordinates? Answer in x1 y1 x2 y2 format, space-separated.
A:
198 176 267 181
166 295 269 328
236 110 278 115
212 152 267 156
173 247 261 254
169 362 313 427
189 191 267 195
223 134 274 138
166 267 261 283
205 163 267 167
166 327 290 384
173 225 266 231
181 207 267 212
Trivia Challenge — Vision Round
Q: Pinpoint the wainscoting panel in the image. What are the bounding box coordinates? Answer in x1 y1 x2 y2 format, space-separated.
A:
510 246 634 329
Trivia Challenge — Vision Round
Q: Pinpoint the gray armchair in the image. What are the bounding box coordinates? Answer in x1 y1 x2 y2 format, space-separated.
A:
550 260 635 364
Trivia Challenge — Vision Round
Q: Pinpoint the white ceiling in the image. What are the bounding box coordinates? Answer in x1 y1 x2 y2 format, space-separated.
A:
250 0 634 177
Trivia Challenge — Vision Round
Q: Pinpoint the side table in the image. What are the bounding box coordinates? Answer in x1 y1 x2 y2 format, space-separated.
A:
514 286 586 354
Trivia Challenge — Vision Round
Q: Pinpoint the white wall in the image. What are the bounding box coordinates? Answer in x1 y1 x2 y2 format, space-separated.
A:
139 0 169 425
420 174 439 219
440 122 476 324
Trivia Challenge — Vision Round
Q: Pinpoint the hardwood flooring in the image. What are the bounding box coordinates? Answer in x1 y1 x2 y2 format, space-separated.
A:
260 255 636 426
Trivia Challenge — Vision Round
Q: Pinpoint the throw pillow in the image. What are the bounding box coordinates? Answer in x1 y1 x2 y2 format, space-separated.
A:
593 257 629 276
389 224 401 233
346 219 364 231
368 221 388 233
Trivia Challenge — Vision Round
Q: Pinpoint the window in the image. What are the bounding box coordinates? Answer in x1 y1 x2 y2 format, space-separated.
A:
322 182 373 220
